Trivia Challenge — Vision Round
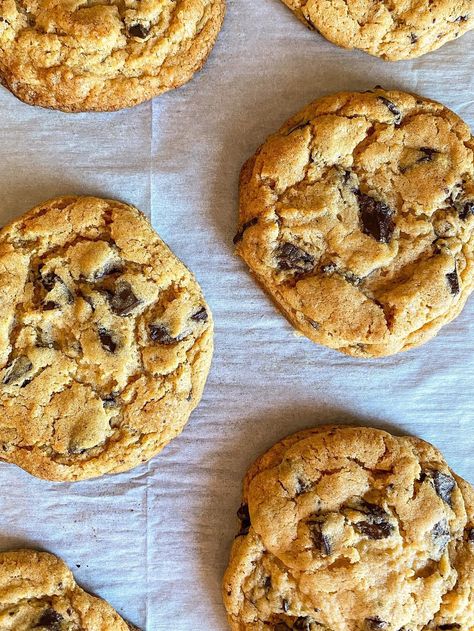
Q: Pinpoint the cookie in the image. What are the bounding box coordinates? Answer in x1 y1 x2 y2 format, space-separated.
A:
223 425 474 631
235 88 474 357
279 0 473 60
0 196 213 481
0 0 225 112
0 549 139 630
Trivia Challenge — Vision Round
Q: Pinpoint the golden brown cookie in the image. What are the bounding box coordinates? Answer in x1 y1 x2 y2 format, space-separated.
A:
280 0 473 60
0 549 139 630
223 425 474 630
0 196 213 481
235 88 474 357
0 0 225 111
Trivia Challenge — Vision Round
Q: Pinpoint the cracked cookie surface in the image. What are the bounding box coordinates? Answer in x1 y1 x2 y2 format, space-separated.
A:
223 426 474 631
279 0 473 60
0 196 213 481
0 549 139 630
0 0 225 111
235 88 474 357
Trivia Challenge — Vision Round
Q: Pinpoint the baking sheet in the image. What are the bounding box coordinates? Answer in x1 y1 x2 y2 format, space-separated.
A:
0 1 473 629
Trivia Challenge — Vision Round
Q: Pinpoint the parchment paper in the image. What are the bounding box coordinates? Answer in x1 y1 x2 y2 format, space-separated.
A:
0 1 473 629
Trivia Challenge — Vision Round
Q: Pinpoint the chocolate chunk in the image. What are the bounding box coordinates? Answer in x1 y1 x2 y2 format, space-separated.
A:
432 471 456 505
263 575 272 591
43 301 59 311
418 147 439 163
282 599 290 613
41 272 59 292
95 261 124 280
308 521 331 556
365 618 388 630
445 266 461 291
296 477 310 495
459 200 474 221
149 324 181 345
108 281 140 316
356 192 395 243
355 520 393 540
275 624 292 631
467 528 474 543
233 217 258 244
276 242 315 272
128 23 150 38
410 33 418 43
36 608 63 629
438 625 461 630
236 503 251 536
191 307 208 322
2 356 32 386
294 618 313 631
453 15 468 22
98 328 117 353
102 393 118 408
432 519 450 557
378 96 402 124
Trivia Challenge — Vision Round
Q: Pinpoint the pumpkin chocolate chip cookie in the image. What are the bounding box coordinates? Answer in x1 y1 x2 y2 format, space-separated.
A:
223 425 474 630
0 549 139 630
0 0 225 111
279 0 473 60
0 196 213 481
235 88 474 357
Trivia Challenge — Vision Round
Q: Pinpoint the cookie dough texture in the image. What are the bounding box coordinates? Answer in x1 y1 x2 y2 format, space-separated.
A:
235 89 474 357
280 0 473 60
0 549 138 630
223 425 474 631
0 196 213 481
0 0 225 111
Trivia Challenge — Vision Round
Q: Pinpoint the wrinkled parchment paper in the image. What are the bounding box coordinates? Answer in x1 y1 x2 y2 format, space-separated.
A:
0 1 473 628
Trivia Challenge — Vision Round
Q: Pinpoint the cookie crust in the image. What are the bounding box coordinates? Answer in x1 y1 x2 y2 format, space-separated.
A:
235 88 474 357
280 0 473 61
0 196 213 481
223 425 474 630
0 0 225 112
0 549 138 630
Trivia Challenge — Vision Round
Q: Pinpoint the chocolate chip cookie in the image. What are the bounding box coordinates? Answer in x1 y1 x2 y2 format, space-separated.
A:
0 549 139 630
0 0 225 111
0 196 213 481
223 426 474 630
235 88 474 357
280 0 473 60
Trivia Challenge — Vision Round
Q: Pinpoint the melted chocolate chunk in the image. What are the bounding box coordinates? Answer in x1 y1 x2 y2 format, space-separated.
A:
236 503 251 536
43 301 59 311
41 272 59 292
98 328 117 353
263 575 272 591
356 192 395 243
95 261 124 280
446 269 460 295
438 625 461 630
128 23 150 38
308 521 331 556
108 281 140 316
467 528 474 542
102 393 117 408
418 147 439 163
433 471 456 505
353 502 394 540
378 96 402 124
296 477 310 495
459 200 474 220
294 618 313 631
149 324 181 345
432 519 450 557
2 356 32 386
365 618 388 630
275 624 292 631
233 217 258 244
191 306 208 322
36 608 63 629
276 242 315 272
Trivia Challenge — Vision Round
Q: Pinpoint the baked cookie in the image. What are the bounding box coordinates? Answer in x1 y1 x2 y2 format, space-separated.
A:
223 425 474 631
0 549 139 630
0 196 213 481
280 0 473 60
235 88 474 357
0 0 225 112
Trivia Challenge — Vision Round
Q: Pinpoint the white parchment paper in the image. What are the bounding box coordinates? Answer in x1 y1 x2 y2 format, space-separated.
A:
0 1 473 629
